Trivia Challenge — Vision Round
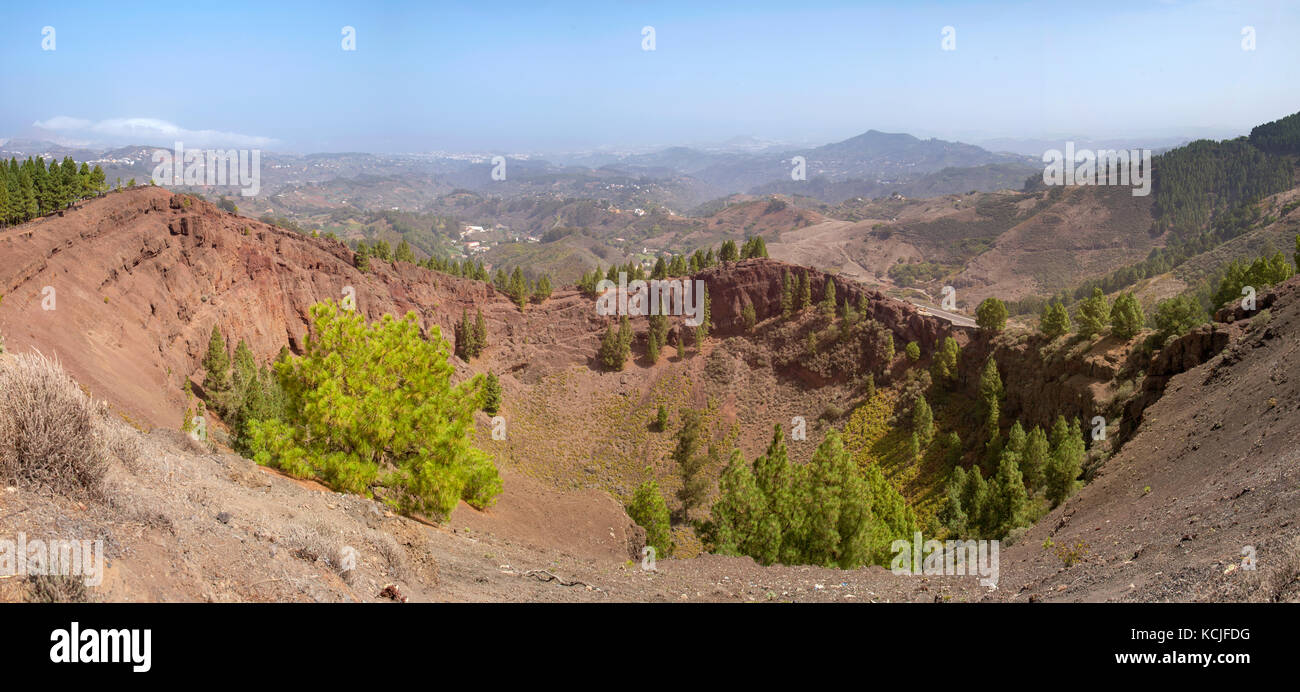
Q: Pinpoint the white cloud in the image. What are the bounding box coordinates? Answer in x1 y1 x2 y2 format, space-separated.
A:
31 117 275 149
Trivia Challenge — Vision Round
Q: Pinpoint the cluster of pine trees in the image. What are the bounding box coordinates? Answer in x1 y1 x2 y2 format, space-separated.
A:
778 269 816 317
598 316 633 370
0 156 108 227
492 266 550 309
941 416 1086 539
198 326 290 454
1211 250 1294 309
1152 138 1293 237
454 308 488 360
577 236 770 296
707 425 918 568
1035 290 1145 341
354 239 551 310
717 236 770 262
1248 110 1300 157
1032 245 1297 346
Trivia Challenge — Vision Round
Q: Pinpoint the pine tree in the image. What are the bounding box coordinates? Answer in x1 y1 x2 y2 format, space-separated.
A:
654 404 669 431
931 336 960 385
719 239 739 263
1110 292 1144 340
599 316 633 370
481 372 501 414
246 301 500 519
741 303 757 331
646 331 660 363
354 243 371 272
454 309 477 361
803 430 873 567
628 480 674 558
961 466 991 537
672 410 709 522
912 395 934 449
394 240 415 264
508 267 528 310
1045 415 1083 507
979 357 1003 454
975 297 1008 333
799 272 812 310
1040 301 1072 339
1006 421 1026 456
1022 425 1049 493
534 275 552 303
599 324 624 370
941 466 969 535
1076 287 1111 337
202 325 231 403
992 451 1028 537
751 425 800 565
473 309 488 353
710 449 765 557
669 254 687 276
230 339 257 401
820 277 837 317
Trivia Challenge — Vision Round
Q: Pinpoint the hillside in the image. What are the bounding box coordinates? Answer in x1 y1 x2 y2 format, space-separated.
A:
3 187 1299 602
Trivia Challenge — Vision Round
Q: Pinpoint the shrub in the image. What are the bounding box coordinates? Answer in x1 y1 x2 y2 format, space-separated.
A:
904 341 921 361
0 352 109 495
628 480 674 558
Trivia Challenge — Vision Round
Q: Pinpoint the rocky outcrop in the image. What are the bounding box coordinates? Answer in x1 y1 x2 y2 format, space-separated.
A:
699 258 961 352
1119 324 1236 443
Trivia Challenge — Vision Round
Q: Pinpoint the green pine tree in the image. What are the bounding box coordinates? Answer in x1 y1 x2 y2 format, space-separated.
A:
1110 292 1144 340
628 480 674 558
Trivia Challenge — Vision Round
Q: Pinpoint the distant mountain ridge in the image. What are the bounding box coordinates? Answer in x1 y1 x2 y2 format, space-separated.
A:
0 128 1038 207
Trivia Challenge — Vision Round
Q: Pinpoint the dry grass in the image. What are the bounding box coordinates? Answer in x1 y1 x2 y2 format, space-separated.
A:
1244 536 1300 602
0 352 110 496
283 519 355 583
25 574 93 603
369 530 408 579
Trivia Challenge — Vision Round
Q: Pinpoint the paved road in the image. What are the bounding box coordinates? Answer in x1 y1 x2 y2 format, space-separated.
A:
910 302 977 328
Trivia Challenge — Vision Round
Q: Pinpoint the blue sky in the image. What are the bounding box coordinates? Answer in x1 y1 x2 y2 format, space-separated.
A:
1 0 1297 153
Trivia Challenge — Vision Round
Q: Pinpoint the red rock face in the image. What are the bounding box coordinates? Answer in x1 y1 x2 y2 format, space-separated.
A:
0 188 598 428
697 257 958 351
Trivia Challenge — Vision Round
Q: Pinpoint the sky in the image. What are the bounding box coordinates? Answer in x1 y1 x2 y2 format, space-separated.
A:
1 0 1298 153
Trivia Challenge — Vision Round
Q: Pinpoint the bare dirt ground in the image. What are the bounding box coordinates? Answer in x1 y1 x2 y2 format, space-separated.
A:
0 412 963 603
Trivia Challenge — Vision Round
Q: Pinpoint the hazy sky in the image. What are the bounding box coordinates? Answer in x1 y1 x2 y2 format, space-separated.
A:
2 0 1297 153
